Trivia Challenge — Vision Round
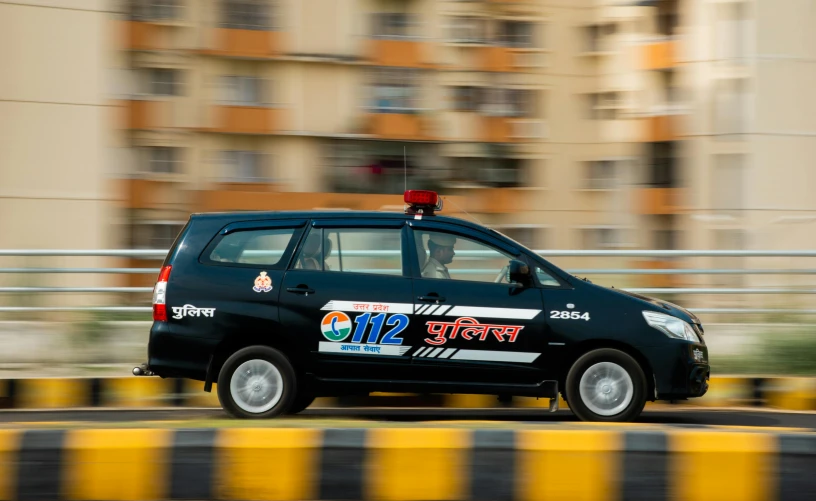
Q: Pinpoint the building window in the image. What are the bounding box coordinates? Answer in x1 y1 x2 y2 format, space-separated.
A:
222 0 273 30
450 157 527 188
481 88 538 118
451 86 481 112
492 226 539 250
587 92 622 120
220 76 265 105
581 227 624 249
649 142 677 187
582 23 616 53
585 160 616 189
715 2 748 61
145 147 182 174
711 154 744 211
657 0 680 36
132 222 186 250
371 13 418 39
712 229 745 287
130 0 182 21
449 16 488 44
370 69 420 113
221 150 265 182
497 21 536 48
150 68 181 96
654 228 678 250
661 70 683 108
713 79 747 136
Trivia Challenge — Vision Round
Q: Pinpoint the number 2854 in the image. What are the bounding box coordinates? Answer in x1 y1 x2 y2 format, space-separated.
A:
550 310 590 321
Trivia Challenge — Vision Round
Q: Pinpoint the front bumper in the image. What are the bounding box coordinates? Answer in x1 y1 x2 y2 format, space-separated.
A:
641 342 710 400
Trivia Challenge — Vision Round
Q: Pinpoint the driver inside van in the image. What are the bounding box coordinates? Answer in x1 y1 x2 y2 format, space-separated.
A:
421 233 456 279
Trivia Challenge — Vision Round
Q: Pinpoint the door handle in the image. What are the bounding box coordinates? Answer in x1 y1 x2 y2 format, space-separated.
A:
287 286 315 295
418 295 446 303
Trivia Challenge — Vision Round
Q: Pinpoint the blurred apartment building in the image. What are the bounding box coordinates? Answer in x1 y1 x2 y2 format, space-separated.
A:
1 0 815 277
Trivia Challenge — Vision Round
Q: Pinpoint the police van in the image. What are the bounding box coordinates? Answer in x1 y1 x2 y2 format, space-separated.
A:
137 190 709 422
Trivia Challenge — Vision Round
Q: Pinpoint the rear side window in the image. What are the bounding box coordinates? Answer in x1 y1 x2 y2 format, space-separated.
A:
294 228 403 276
208 228 297 267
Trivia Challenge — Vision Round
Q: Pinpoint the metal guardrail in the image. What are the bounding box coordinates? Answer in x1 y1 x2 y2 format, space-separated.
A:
1 249 816 314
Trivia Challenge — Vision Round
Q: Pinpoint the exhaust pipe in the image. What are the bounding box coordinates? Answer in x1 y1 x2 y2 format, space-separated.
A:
132 363 155 377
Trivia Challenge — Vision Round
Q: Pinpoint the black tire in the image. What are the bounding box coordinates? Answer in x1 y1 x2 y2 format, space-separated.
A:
286 393 315 415
217 346 296 419
565 348 647 422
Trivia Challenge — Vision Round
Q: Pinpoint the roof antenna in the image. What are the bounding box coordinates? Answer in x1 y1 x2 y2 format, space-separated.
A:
441 195 484 226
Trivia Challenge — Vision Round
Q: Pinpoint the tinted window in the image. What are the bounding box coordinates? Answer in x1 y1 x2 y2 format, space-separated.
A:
294 228 403 276
414 229 516 284
208 228 296 266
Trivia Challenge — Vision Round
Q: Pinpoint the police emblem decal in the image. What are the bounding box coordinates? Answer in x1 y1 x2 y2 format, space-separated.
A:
253 271 273 293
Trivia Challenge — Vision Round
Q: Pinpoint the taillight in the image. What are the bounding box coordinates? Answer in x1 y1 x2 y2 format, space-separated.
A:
153 265 172 322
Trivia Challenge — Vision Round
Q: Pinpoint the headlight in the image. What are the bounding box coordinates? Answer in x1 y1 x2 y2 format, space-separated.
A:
642 311 700 343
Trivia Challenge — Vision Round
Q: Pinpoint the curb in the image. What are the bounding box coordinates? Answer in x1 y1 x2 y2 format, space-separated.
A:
0 427 811 500
1 376 816 411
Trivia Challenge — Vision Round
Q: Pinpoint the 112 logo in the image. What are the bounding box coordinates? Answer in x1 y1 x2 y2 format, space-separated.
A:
321 311 409 345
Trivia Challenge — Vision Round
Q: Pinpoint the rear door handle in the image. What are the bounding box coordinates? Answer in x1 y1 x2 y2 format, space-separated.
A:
418 295 446 303
287 286 315 295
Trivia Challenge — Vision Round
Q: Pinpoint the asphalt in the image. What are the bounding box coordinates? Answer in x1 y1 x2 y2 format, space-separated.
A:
0 407 815 429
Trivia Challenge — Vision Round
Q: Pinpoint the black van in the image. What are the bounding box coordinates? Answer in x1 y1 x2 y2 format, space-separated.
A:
137 190 709 422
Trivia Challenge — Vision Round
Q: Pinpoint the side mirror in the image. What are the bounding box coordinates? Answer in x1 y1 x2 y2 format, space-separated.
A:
508 259 531 286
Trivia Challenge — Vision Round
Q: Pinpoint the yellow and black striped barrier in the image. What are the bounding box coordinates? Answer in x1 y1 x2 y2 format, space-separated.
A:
0 427 811 500
2 376 816 411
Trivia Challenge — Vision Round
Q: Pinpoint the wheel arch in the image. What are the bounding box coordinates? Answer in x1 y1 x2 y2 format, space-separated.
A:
205 332 306 392
562 339 656 401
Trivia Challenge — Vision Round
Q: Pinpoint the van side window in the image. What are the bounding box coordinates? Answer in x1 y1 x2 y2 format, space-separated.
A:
294 228 403 276
413 229 516 284
208 228 296 266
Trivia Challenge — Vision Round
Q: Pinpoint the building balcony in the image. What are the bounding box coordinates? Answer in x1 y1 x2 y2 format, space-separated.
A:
205 28 284 58
476 47 549 72
363 111 435 140
633 259 681 288
367 39 432 68
207 105 287 134
640 114 684 142
635 187 686 215
119 20 185 51
453 187 535 214
121 21 160 50
119 178 188 210
121 99 188 130
640 39 678 70
195 191 406 213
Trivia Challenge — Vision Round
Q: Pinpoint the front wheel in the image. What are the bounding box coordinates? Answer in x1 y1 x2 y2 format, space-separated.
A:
217 346 296 419
565 348 647 422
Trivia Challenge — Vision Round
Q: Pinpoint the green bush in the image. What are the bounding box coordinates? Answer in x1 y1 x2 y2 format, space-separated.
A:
711 331 816 376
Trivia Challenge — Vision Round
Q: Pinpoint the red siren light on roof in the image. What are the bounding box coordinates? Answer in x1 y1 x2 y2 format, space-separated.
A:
404 190 443 216
404 190 438 206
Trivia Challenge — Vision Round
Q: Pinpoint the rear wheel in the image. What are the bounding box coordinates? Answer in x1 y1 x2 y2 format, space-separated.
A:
217 346 296 419
565 348 647 422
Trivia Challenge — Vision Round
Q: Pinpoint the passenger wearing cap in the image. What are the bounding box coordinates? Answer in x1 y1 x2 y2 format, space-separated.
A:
422 233 456 279
299 233 333 270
